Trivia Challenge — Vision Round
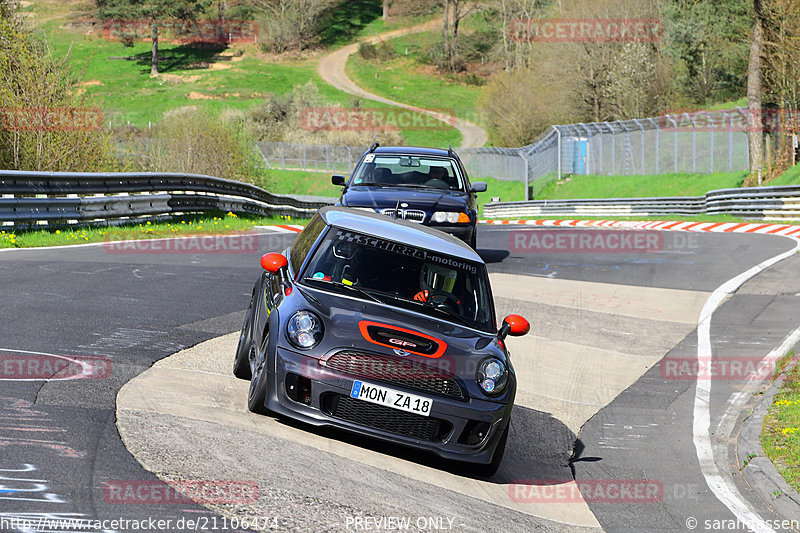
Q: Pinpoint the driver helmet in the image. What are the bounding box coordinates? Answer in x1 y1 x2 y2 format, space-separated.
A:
420 263 457 294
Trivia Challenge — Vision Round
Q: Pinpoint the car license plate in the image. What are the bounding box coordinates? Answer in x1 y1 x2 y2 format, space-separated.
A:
349 381 432 417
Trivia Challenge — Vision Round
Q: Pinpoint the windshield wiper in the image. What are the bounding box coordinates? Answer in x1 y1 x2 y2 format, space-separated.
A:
302 277 382 304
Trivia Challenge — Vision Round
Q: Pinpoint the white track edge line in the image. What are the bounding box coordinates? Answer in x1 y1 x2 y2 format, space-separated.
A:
693 235 800 533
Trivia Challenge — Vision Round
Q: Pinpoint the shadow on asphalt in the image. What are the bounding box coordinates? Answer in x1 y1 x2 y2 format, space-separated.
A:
477 249 510 264
267 403 577 486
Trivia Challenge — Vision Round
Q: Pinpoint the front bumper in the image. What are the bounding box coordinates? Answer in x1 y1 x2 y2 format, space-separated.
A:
264 346 512 464
427 224 474 242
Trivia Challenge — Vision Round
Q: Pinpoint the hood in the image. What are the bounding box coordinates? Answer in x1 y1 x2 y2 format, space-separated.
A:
341 186 467 212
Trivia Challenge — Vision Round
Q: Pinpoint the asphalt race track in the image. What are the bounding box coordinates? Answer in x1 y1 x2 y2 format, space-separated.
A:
1 225 798 533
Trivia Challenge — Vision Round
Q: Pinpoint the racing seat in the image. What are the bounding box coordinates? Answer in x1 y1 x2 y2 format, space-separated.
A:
373 167 393 185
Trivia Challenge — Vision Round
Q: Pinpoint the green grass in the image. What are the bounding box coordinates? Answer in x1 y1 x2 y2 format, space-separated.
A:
268 169 342 198
768 163 800 186
346 32 486 147
318 1 437 48
762 359 800 493
0 211 306 249
706 97 748 111
24 2 456 145
534 172 748 200
348 51 482 123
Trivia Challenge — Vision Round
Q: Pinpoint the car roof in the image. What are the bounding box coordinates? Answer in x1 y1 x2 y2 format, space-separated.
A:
371 146 457 158
317 206 482 263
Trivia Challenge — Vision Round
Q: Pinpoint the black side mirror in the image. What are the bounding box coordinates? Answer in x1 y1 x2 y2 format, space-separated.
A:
332 175 346 186
470 182 487 193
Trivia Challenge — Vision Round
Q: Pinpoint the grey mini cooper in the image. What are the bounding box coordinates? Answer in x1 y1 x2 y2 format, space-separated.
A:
234 206 529 475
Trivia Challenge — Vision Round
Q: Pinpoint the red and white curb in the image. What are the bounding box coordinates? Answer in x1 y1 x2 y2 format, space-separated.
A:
262 220 800 237
480 219 800 237
255 224 304 234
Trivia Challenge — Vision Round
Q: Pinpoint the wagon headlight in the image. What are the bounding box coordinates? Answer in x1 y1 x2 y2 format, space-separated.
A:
287 311 324 349
477 358 507 395
432 211 469 224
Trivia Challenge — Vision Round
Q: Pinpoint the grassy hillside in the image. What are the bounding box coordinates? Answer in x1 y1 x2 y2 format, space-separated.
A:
533 172 748 200
768 163 800 186
23 1 458 146
345 17 488 133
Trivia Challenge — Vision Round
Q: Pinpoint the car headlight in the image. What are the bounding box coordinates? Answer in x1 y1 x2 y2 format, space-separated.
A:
477 358 507 395
432 211 470 224
287 311 324 349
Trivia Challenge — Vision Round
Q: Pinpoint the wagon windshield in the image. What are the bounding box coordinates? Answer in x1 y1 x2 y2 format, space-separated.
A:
351 155 464 190
301 228 494 332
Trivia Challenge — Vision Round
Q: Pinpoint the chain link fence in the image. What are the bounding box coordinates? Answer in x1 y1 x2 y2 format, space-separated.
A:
255 142 528 182
256 108 759 201
517 107 756 199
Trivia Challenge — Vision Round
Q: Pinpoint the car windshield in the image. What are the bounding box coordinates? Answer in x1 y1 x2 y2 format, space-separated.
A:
351 154 463 190
301 227 493 332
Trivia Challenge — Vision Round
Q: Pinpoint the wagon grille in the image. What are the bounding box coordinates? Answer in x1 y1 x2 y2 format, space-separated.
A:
321 393 452 442
323 351 466 401
379 208 426 223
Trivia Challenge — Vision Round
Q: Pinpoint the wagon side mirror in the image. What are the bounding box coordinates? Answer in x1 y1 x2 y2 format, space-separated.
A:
470 182 487 193
498 314 530 341
332 175 346 186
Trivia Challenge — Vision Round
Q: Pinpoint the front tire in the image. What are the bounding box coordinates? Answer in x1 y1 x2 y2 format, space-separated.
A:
468 228 477 250
247 343 270 414
233 300 254 380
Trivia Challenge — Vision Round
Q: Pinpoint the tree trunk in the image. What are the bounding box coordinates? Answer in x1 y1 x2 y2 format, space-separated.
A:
442 0 450 69
383 0 389 21
151 23 159 76
747 0 764 177
451 0 460 71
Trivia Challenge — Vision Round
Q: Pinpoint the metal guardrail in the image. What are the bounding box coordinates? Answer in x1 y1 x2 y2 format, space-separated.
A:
483 185 800 221
0 170 335 225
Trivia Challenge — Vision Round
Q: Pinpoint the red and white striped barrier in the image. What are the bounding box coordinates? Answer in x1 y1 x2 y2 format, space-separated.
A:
479 219 800 237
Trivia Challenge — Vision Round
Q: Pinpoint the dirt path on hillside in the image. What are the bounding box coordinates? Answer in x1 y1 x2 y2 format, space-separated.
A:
317 19 488 148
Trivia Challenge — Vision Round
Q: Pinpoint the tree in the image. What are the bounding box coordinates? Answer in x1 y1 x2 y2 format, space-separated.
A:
255 0 333 52
492 0 551 71
759 0 800 173
559 0 665 122
747 0 765 177
96 0 210 76
479 59 578 146
440 0 482 71
0 8 116 171
661 0 750 104
383 0 390 20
